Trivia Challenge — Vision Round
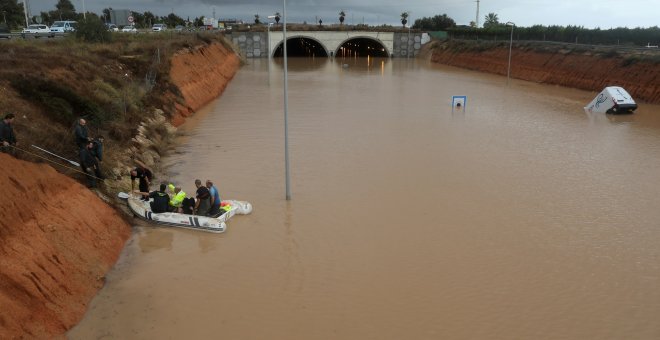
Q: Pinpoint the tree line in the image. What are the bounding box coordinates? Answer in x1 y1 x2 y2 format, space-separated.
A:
449 25 660 46
412 12 659 47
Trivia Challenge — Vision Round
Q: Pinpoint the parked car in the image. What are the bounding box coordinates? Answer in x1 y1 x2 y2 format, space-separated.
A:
21 24 50 38
174 25 184 32
49 20 77 37
121 25 137 33
0 24 11 39
105 23 118 32
152 23 167 32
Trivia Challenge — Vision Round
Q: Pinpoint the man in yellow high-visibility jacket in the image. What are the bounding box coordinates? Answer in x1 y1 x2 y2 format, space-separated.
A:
168 184 186 213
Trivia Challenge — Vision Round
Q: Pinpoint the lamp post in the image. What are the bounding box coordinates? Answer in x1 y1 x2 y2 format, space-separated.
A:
267 16 275 59
506 21 514 86
407 20 411 58
22 0 29 27
283 0 291 200
266 19 274 86
2 11 6 25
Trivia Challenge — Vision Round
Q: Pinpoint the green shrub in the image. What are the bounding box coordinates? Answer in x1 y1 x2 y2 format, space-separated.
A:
92 79 121 103
43 96 75 123
76 17 112 43
621 55 639 67
10 76 108 124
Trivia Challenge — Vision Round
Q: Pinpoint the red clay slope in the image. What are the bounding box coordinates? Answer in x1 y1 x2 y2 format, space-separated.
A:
0 153 131 339
430 41 660 104
168 42 240 126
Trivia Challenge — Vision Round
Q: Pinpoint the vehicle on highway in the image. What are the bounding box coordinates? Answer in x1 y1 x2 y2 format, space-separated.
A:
0 24 11 39
49 21 77 37
152 23 167 32
22 24 50 38
121 25 137 33
106 23 118 32
174 25 184 32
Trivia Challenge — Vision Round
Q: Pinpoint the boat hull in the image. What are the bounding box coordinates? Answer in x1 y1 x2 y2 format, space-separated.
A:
127 197 252 233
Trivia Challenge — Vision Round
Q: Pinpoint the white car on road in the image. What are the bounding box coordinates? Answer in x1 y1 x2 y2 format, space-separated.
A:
49 20 77 37
22 24 50 38
152 24 167 32
121 25 137 33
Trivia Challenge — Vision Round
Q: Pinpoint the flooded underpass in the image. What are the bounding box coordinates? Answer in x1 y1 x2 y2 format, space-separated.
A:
70 58 660 339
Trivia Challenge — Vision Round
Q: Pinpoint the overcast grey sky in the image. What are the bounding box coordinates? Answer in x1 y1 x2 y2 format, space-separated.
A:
31 0 658 28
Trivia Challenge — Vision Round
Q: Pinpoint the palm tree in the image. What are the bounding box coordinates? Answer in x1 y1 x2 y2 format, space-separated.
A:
483 12 499 28
274 12 280 25
401 11 409 27
339 10 345 25
254 14 261 25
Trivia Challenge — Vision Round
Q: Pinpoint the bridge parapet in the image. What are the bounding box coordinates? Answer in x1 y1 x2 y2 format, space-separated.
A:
227 31 423 58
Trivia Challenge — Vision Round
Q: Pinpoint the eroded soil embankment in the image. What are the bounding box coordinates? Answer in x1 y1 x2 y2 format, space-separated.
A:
0 40 240 339
167 42 241 126
430 41 660 104
0 154 131 339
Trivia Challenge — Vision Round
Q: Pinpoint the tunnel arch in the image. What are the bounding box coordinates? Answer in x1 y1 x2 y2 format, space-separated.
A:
272 36 329 58
335 37 390 58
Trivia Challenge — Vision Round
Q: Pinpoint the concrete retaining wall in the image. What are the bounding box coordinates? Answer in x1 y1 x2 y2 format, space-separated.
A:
228 32 268 58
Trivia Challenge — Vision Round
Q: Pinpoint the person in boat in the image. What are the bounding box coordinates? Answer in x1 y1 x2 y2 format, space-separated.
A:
181 197 195 215
134 183 170 213
130 161 153 200
79 140 104 188
193 179 211 216
167 184 186 213
206 179 222 216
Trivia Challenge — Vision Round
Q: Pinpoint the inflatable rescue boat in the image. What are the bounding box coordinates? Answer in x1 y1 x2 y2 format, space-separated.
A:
125 194 252 233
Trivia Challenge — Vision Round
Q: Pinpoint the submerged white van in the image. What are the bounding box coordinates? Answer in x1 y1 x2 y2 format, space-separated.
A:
49 21 77 36
585 86 638 114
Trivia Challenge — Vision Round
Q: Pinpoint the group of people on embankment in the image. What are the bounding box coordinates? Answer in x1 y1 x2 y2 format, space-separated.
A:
3 114 221 216
2 116 106 188
74 118 106 188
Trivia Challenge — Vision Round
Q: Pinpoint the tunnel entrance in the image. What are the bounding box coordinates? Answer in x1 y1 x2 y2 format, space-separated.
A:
336 38 389 58
272 37 328 58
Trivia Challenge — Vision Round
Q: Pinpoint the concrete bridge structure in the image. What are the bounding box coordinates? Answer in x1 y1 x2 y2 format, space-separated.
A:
228 31 424 58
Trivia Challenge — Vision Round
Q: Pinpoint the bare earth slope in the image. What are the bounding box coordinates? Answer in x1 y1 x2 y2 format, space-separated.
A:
169 43 240 126
0 154 131 339
0 37 240 339
430 40 660 104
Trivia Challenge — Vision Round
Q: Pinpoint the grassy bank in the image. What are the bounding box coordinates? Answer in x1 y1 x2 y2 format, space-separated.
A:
0 32 239 191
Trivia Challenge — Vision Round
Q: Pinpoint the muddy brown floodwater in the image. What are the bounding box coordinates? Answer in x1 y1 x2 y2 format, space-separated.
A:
70 58 660 339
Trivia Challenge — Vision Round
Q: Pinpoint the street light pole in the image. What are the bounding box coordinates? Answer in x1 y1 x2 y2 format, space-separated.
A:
506 21 515 86
283 0 291 200
22 0 29 27
407 22 411 58
267 16 276 59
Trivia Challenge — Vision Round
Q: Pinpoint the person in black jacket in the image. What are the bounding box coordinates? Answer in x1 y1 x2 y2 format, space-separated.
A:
79 140 104 188
0 113 17 154
130 161 153 200
74 118 91 149
134 183 170 213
